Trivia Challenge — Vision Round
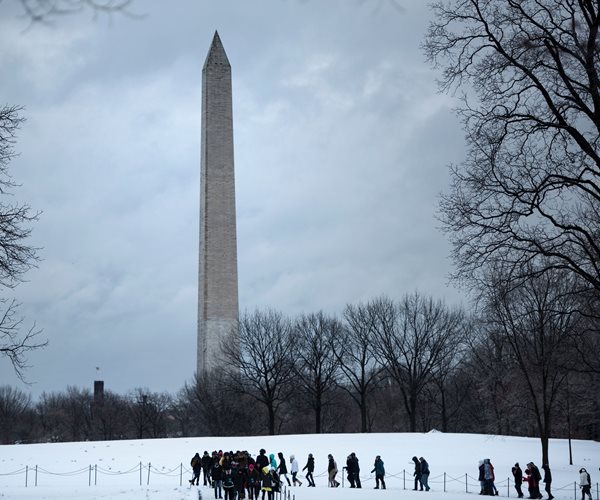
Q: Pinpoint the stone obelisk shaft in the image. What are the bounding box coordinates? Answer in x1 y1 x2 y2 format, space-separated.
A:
197 31 239 376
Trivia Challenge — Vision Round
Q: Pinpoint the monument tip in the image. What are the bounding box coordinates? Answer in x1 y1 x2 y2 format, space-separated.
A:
204 30 229 68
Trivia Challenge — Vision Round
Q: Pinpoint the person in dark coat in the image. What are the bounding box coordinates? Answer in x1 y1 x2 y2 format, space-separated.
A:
190 452 202 486
212 461 223 499
235 466 248 500
277 452 291 486
261 466 275 500
346 454 356 488
302 453 315 487
248 463 261 500
346 452 361 488
512 463 524 498
256 449 270 479
371 455 386 490
542 464 554 500
420 457 431 492
412 456 422 491
525 462 543 499
222 468 235 500
202 451 213 487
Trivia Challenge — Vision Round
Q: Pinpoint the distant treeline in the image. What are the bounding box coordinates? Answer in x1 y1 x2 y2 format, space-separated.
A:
1 287 599 451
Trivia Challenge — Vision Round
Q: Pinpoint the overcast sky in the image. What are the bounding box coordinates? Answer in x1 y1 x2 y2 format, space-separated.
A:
0 0 468 398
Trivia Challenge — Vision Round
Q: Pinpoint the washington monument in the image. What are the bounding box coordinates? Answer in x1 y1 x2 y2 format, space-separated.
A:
197 31 239 376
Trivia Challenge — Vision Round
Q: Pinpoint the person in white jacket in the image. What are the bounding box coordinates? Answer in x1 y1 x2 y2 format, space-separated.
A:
290 455 302 486
579 468 592 500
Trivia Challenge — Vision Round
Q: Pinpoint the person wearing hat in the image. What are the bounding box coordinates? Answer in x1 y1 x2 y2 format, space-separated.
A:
579 468 592 500
512 463 524 498
290 454 302 486
327 454 340 488
524 462 542 499
371 455 386 490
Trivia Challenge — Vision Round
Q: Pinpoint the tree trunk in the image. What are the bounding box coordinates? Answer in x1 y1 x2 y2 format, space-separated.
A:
360 390 367 433
268 403 275 435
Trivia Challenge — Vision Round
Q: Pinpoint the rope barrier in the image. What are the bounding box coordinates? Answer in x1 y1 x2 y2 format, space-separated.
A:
1 462 598 500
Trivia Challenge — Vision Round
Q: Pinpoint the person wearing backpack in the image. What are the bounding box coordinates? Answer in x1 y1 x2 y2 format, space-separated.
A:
222 467 235 500
190 452 202 486
580 468 593 500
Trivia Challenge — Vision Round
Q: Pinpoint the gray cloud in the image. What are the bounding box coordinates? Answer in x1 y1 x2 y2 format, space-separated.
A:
0 0 467 397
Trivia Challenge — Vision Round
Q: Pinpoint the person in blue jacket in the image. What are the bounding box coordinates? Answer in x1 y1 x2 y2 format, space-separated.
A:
371 455 386 490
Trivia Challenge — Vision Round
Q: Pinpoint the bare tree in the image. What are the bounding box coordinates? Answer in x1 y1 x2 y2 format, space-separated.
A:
35 387 92 441
292 311 341 434
372 293 465 432
14 0 136 27
480 265 581 465
128 388 171 439
424 0 600 293
180 373 255 436
0 106 44 379
220 309 295 435
0 385 32 443
336 301 385 432
91 390 130 440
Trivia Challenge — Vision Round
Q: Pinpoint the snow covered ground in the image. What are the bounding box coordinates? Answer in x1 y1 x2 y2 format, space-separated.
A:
1 432 599 500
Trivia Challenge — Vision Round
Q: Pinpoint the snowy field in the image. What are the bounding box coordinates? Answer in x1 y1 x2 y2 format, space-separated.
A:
1 432 599 500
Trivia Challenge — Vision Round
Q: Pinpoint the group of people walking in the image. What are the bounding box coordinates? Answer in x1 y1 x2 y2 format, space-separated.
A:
189 449 301 500
510 461 552 499
190 448 594 499
413 456 431 491
189 449 395 496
